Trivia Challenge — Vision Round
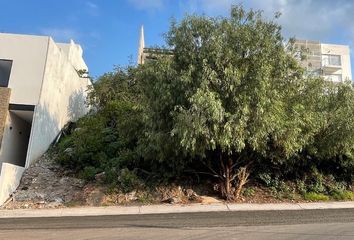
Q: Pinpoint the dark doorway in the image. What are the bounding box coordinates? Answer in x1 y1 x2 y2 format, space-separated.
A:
0 59 13 88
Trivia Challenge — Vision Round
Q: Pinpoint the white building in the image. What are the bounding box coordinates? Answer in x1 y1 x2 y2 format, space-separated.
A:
294 40 352 82
138 30 352 82
0 33 92 205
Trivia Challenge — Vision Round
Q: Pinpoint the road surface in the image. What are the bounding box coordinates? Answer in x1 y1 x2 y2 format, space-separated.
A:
1 208 354 239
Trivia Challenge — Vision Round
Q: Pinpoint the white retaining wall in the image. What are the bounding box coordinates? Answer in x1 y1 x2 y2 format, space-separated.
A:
25 37 91 167
0 163 25 205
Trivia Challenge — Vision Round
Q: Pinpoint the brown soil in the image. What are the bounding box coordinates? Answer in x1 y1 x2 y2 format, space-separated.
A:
1 154 350 209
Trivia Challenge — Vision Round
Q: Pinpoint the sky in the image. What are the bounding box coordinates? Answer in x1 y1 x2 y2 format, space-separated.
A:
1 0 354 79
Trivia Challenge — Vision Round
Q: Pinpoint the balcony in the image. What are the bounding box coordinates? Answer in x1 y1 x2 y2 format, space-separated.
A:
323 74 342 83
321 54 341 72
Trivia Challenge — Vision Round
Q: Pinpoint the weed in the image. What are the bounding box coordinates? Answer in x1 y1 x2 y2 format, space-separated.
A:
331 190 354 201
137 193 154 204
296 180 307 195
304 192 329 201
242 187 256 198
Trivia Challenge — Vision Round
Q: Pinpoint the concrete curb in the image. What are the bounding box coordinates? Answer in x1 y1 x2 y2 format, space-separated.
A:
1 202 354 218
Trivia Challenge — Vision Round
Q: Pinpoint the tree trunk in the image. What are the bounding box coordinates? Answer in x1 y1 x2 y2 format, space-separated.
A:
219 155 235 200
234 166 250 199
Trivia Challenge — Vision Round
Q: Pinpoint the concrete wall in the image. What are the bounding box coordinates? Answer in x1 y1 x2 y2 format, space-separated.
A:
321 44 352 81
0 33 49 105
26 38 91 167
0 112 31 168
0 34 90 205
0 88 11 148
0 111 30 206
57 40 88 71
0 163 25 205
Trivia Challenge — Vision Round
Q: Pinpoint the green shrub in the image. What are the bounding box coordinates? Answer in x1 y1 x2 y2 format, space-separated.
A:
80 166 99 181
331 191 354 201
278 181 291 194
304 192 329 201
242 187 256 198
327 180 346 194
137 192 154 204
307 170 327 194
296 180 307 195
258 173 272 187
118 168 142 193
308 182 326 194
258 173 292 198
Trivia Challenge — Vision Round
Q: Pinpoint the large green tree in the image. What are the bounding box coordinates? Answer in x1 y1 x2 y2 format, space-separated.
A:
137 6 324 199
56 5 354 198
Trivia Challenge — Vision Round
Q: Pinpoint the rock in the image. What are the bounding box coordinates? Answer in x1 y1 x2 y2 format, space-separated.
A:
59 177 70 185
95 172 106 182
185 189 195 197
48 167 59 172
6 153 86 209
64 194 74 203
53 197 64 203
125 191 138 201
13 191 36 202
47 202 63 208
161 197 181 204
63 148 74 156
184 188 201 201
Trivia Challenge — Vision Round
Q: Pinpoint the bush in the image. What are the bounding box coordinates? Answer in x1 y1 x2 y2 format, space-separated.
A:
118 168 143 193
308 181 326 194
258 173 272 187
80 166 100 181
327 179 346 193
54 67 147 188
306 170 327 194
331 190 354 201
296 180 307 195
259 173 291 193
242 187 256 198
304 192 330 201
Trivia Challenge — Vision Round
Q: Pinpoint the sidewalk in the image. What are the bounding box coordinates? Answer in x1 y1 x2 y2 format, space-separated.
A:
1 201 354 218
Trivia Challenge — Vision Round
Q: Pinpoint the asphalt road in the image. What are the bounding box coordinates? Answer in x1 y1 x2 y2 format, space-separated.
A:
1 208 354 239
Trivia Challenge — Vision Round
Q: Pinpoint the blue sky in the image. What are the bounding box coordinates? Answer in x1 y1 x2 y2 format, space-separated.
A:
1 0 353 79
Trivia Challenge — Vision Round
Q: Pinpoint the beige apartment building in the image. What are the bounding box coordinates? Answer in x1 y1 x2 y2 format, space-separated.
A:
294 40 352 82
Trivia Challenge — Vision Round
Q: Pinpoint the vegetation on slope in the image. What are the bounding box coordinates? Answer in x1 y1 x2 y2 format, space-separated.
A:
53 5 354 202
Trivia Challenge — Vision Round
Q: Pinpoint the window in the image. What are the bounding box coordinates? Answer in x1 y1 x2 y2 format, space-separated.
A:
324 74 342 82
322 54 341 66
0 59 13 87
